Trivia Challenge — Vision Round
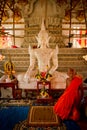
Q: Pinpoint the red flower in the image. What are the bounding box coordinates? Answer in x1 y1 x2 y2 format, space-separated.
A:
41 72 46 78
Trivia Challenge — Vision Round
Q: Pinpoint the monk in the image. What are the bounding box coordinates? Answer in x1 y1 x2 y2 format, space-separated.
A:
54 68 84 121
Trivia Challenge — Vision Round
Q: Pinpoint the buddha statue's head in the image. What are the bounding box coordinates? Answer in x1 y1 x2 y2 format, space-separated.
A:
36 19 50 48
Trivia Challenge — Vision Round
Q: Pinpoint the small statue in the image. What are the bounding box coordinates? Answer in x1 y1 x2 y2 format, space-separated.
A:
4 55 15 80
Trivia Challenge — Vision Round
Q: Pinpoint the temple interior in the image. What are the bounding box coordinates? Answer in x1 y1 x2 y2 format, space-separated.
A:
0 0 87 129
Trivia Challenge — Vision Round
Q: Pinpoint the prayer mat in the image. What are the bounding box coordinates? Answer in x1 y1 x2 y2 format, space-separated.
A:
27 106 62 127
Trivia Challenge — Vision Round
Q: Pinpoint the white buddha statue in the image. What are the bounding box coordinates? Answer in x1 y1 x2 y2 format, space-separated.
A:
24 20 58 82
17 19 68 90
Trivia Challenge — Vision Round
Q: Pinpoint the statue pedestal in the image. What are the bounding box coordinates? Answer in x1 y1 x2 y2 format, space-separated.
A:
37 81 51 95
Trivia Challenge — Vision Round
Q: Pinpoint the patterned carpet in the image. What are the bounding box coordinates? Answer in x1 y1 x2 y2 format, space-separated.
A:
13 120 67 130
13 105 81 130
0 106 30 130
0 99 32 130
0 99 33 106
0 100 67 130
0 99 85 130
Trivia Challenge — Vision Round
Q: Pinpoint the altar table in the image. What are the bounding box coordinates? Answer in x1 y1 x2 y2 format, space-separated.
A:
0 79 18 98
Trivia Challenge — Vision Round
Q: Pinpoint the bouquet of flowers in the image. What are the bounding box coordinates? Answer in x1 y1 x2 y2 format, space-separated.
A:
35 71 52 81
40 87 49 98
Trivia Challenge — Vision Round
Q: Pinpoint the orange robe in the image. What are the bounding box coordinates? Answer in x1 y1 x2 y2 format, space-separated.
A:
54 76 83 121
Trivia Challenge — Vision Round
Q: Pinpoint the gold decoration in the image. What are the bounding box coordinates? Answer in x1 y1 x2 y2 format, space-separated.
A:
4 55 15 79
64 11 70 21
40 86 49 98
13 8 22 22
76 11 84 21
2 10 9 22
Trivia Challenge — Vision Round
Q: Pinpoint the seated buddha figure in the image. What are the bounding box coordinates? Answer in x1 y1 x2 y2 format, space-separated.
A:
17 20 68 90
24 20 58 82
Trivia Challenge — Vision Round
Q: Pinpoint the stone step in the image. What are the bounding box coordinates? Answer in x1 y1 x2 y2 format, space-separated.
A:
9 60 85 67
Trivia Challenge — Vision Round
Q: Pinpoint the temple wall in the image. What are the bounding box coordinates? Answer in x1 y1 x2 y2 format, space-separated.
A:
0 1 87 81
0 48 87 80
14 0 68 48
